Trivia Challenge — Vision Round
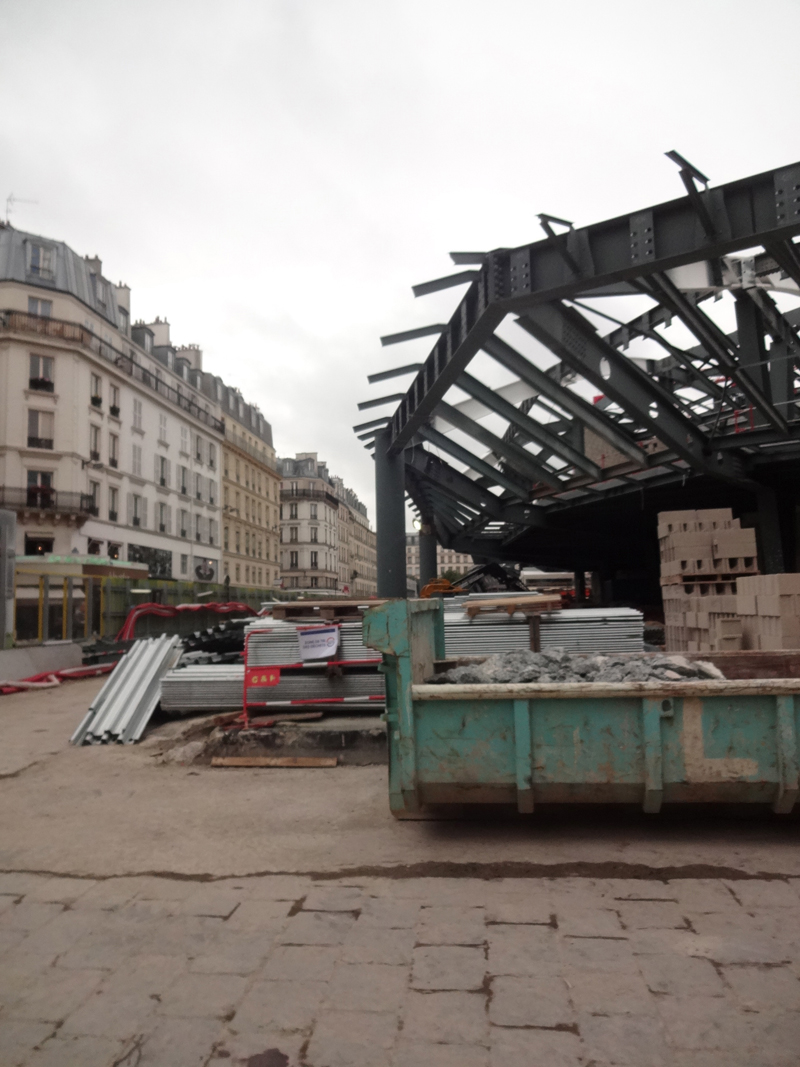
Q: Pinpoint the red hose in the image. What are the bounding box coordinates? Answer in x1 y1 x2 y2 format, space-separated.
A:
115 601 257 641
1 662 117 696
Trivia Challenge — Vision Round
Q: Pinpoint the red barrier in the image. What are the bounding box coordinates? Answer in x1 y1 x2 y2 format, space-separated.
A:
116 601 257 641
0 662 117 696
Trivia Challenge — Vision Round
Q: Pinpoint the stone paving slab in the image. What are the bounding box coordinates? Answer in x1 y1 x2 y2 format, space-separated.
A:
1 871 800 1065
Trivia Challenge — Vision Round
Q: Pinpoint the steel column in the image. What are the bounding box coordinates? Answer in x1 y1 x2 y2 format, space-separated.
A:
374 428 407 597
419 523 438 587
757 486 785 573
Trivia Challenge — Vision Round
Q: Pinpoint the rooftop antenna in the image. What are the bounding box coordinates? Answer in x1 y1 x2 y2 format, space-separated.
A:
5 193 38 224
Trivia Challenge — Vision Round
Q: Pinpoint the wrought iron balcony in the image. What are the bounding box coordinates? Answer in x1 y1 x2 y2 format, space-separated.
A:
29 377 54 392
27 437 53 450
0 486 93 515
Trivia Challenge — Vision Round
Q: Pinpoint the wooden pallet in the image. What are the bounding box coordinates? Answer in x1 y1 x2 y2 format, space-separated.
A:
271 599 386 621
464 594 562 619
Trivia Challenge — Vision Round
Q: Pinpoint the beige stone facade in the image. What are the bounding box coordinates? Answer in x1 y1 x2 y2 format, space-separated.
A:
332 476 377 598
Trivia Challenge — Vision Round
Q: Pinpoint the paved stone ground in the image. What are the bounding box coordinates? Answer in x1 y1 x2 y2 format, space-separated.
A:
2 869 800 1066
3 677 800 1065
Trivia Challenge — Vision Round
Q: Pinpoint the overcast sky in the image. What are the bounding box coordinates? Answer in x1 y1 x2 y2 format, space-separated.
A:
2 0 800 525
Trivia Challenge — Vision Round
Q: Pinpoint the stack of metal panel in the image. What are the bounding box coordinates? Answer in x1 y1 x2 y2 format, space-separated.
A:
71 635 182 744
243 619 377 664
443 607 643 655
160 664 384 713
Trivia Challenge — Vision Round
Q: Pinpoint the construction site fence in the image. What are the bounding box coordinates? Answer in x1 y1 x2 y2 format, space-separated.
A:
13 577 273 645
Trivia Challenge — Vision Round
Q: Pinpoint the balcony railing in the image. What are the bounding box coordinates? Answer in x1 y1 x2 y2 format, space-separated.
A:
0 486 93 514
1 310 225 433
109 405 120 418
132 516 141 526
90 451 100 462
27 437 53 450
224 425 279 472
29 377 54 392
280 488 339 508
90 396 102 408
109 457 118 468
109 510 118 522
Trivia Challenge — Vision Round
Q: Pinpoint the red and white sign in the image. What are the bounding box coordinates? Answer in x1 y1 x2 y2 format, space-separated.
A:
297 624 340 661
245 667 281 688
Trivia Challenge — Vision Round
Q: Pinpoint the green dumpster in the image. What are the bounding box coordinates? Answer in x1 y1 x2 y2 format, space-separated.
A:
362 599 800 817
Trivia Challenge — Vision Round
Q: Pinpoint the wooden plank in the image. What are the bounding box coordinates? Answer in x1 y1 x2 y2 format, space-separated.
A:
465 595 561 619
211 756 338 768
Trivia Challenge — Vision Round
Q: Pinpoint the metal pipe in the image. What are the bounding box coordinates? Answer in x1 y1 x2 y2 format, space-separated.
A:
374 427 407 598
66 577 74 641
62 578 68 639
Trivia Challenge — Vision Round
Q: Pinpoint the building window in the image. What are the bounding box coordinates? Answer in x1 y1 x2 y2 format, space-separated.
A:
27 409 54 449
310 527 318 543
110 385 120 417
90 373 102 407
158 501 167 532
109 433 119 468
310 576 318 588
132 443 142 476
158 413 168 442
209 519 216 546
132 494 142 526
310 551 318 569
158 455 168 486
195 472 202 501
26 470 53 506
245 531 250 555
180 426 189 454
235 459 240 483
195 515 202 542
245 565 250 583
257 539 262 558
179 465 188 495
109 486 118 521
28 243 54 279
235 528 241 553
289 526 298 543
108 542 121 560
28 296 52 317
133 398 143 429
290 482 298 494
195 435 204 462
180 510 188 538
289 503 298 520
89 424 100 460
208 443 216 470
310 504 317 520
235 564 240 581
224 526 229 550
29 354 54 390
180 553 188 575
289 551 298 569
208 480 215 506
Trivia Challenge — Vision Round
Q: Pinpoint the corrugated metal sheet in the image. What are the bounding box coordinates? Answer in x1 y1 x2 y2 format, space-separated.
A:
71 634 182 744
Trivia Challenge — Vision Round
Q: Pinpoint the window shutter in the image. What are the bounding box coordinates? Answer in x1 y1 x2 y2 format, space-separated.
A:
166 505 172 535
126 492 133 525
141 497 148 529
154 454 160 483
166 459 171 488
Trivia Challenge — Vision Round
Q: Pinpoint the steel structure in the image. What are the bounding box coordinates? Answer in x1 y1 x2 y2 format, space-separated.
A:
356 157 800 600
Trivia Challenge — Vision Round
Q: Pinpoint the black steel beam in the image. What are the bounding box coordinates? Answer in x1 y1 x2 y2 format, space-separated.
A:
412 271 480 297
481 334 646 465
387 161 800 452
367 364 422 384
436 400 564 490
416 424 529 499
456 370 601 478
516 303 752 484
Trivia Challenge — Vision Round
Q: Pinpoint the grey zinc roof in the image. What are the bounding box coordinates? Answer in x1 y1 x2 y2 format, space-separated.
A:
0 222 122 329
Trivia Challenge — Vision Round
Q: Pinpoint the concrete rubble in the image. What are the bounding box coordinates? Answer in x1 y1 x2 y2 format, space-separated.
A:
430 648 726 685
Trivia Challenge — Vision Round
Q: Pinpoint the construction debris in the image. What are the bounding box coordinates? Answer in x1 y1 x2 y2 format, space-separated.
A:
430 649 726 685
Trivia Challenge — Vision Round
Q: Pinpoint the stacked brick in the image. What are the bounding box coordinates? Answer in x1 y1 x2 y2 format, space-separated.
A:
659 508 758 653
736 573 800 650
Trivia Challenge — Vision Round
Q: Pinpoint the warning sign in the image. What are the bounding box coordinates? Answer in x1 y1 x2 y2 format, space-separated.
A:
297 624 340 661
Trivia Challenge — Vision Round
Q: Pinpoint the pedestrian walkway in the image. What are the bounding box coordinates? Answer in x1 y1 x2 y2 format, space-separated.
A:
2 870 799 1066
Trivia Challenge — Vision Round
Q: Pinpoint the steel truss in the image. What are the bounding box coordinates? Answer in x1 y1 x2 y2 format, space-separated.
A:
357 157 800 596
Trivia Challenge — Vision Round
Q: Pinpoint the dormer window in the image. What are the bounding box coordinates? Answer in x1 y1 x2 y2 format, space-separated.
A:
94 277 106 306
28 243 54 280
